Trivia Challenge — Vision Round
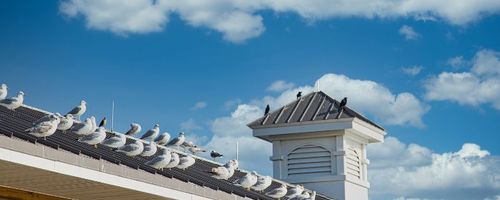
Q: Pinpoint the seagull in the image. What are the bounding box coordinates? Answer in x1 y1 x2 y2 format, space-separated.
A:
296 91 302 99
140 142 158 157
164 152 180 169
166 132 185 149
0 91 24 110
90 116 97 132
78 127 107 148
145 148 172 170
265 184 287 199
291 191 311 200
209 161 236 180
25 114 60 139
233 171 258 190
140 124 160 141
225 159 239 170
210 150 223 161
264 104 270 116
188 145 206 155
116 139 144 156
99 117 107 127
101 132 126 148
125 123 141 136
67 100 86 120
57 113 74 131
0 84 7 100
251 175 272 191
154 132 170 145
70 118 93 135
176 155 195 170
285 185 304 199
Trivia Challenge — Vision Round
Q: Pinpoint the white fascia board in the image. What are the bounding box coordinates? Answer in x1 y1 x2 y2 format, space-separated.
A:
350 118 386 143
0 147 211 200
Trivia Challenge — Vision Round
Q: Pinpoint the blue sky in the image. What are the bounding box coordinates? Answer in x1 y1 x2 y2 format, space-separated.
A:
1 1 499 199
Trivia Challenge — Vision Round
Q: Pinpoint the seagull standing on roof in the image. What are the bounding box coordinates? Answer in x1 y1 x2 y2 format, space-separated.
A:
210 150 223 161
141 141 158 157
154 132 170 145
0 84 7 100
285 185 304 199
188 145 206 155
0 91 24 110
57 114 74 132
101 132 126 148
176 155 195 170
296 91 302 99
70 118 93 135
90 116 97 132
125 123 141 136
264 104 270 116
251 175 272 191
234 171 258 190
167 132 185 149
181 141 194 148
25 114 60 139
99 117 107 127
67 100 86 120
146 148 172 170
265 184 287 199
140 124 159 141
209 160 237 180
78 127 107 148
164 152 180 169
291 191 311 200
116 139 144 156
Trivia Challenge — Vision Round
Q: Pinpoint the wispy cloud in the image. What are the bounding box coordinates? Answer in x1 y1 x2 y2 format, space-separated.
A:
401 65 424 76
266 80 295 92
191 101 207 110
399 25 421 40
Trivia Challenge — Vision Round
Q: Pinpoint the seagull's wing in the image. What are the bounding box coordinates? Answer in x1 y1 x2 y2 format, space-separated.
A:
67 106 81 115
140 130 154 139
0 98 14 104
117 144 137 152
102 136 121 145
166 137 179 146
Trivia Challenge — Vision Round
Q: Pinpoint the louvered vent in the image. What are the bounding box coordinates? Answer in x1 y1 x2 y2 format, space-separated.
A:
346 146 361 179
287 145 332 177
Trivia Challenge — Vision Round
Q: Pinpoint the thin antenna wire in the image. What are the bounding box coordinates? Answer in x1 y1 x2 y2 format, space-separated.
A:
236 140 239 161
111 100 115 132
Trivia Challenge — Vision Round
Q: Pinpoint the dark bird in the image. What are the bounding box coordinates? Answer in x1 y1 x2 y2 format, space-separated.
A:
296 91 302 99
99 117 107 127
210 150 223 161
264 104 270 116
340 97 347 108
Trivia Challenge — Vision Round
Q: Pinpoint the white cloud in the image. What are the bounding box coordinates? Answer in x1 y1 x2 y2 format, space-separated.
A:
399 25 421 40
266 80 295 92
446 56 469 69
191 101 207 110
402 65 424 76
369 137 500 200
59 0 500 42
425 49 500 109
180 118 202 132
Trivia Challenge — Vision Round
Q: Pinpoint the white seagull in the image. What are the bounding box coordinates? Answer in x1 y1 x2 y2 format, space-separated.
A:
140 124 159 141
116 139 144 156
125 123 142 136
140 141 158 157
251 175 272 192
285 185 304 199
176 155 195 170
25 114 60 139
210 160 237 180
101 132 126 148
167 132 185 149
188 145 206 155
234 171 258 190
57 113 74 131
90 116 97 132
181 141 194 148
67 100 86 120
164 152 180 169
0 84 7 99
265 184 288 199
145 148 172 170
0 91 24 110
154 132 170 145
70 118 93 135
78 127 107 148
290 191 311 200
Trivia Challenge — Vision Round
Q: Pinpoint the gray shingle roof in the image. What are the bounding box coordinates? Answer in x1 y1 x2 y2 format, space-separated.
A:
0 105 332 200
248 91 384 131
